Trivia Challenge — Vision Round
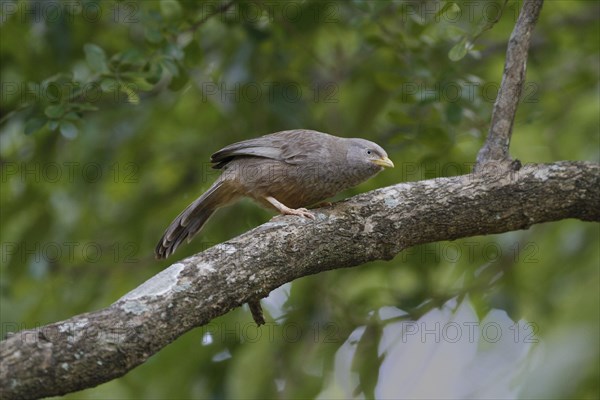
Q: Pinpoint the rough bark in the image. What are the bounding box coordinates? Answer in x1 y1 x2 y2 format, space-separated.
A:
1 161 599 399
475 0 544 169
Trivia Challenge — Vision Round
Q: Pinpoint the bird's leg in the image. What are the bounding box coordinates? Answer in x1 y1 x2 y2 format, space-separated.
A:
265 196 315 219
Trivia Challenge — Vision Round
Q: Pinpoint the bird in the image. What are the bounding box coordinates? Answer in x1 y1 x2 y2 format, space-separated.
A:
155 129 394 259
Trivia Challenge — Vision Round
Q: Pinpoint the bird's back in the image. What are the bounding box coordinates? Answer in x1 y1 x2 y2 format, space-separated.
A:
211 130 351 208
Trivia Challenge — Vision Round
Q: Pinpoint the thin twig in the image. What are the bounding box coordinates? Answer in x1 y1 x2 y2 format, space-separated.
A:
475 0 544 170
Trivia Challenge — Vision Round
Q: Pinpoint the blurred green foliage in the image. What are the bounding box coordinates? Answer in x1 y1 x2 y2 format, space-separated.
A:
0 0 598 398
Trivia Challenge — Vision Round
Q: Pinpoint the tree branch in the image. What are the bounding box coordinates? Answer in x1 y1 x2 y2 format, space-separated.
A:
476 0 544 169
2 161 599 399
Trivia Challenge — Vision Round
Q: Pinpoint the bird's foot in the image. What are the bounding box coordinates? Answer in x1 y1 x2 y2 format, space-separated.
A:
281 207 315 220
265 196 315 220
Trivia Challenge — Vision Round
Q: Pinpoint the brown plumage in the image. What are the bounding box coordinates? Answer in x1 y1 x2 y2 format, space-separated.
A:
155 129 394 259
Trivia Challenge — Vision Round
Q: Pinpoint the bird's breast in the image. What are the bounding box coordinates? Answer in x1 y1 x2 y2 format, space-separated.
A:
223 157 379 209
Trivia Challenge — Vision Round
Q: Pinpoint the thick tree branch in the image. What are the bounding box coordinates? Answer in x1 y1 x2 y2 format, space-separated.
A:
2 161 599 399
476 0 544 169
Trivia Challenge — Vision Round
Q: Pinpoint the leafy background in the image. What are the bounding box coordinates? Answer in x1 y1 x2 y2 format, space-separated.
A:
0 0 598 398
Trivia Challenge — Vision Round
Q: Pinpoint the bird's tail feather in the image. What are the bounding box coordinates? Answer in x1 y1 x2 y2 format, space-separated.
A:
155 179 237 259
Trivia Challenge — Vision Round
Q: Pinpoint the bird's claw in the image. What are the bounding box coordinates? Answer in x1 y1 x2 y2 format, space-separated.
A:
264 196 316 220
282 207 315 220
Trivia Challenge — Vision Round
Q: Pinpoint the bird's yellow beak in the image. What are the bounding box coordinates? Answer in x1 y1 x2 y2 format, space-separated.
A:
372 156 395 168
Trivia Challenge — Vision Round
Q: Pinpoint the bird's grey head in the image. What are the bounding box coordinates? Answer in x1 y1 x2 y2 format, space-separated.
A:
346 138 394 169
342 138 394 184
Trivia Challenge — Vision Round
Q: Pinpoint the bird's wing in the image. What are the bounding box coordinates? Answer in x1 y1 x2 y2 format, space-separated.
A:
210 130 329 169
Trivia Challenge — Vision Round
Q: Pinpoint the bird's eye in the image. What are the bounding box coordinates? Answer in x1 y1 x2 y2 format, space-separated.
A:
367 150 372 155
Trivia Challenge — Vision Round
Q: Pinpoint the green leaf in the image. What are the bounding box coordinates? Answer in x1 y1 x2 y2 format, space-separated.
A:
352 320 383 399
42 72 73 86
129 77 155 91
100 78 118 92
436 2 461 20
59 121 78 139
160 58 179 76
44 104 65 118
119 83 140 104
448 37 470 61
64 112 80 121
47 120 59 130
165 43 184 60
160 0 182 19
46 85 62 103
24 117 46 135
84 43 109 73
145 27 164 44
145 63 163 84
115 48 146 67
